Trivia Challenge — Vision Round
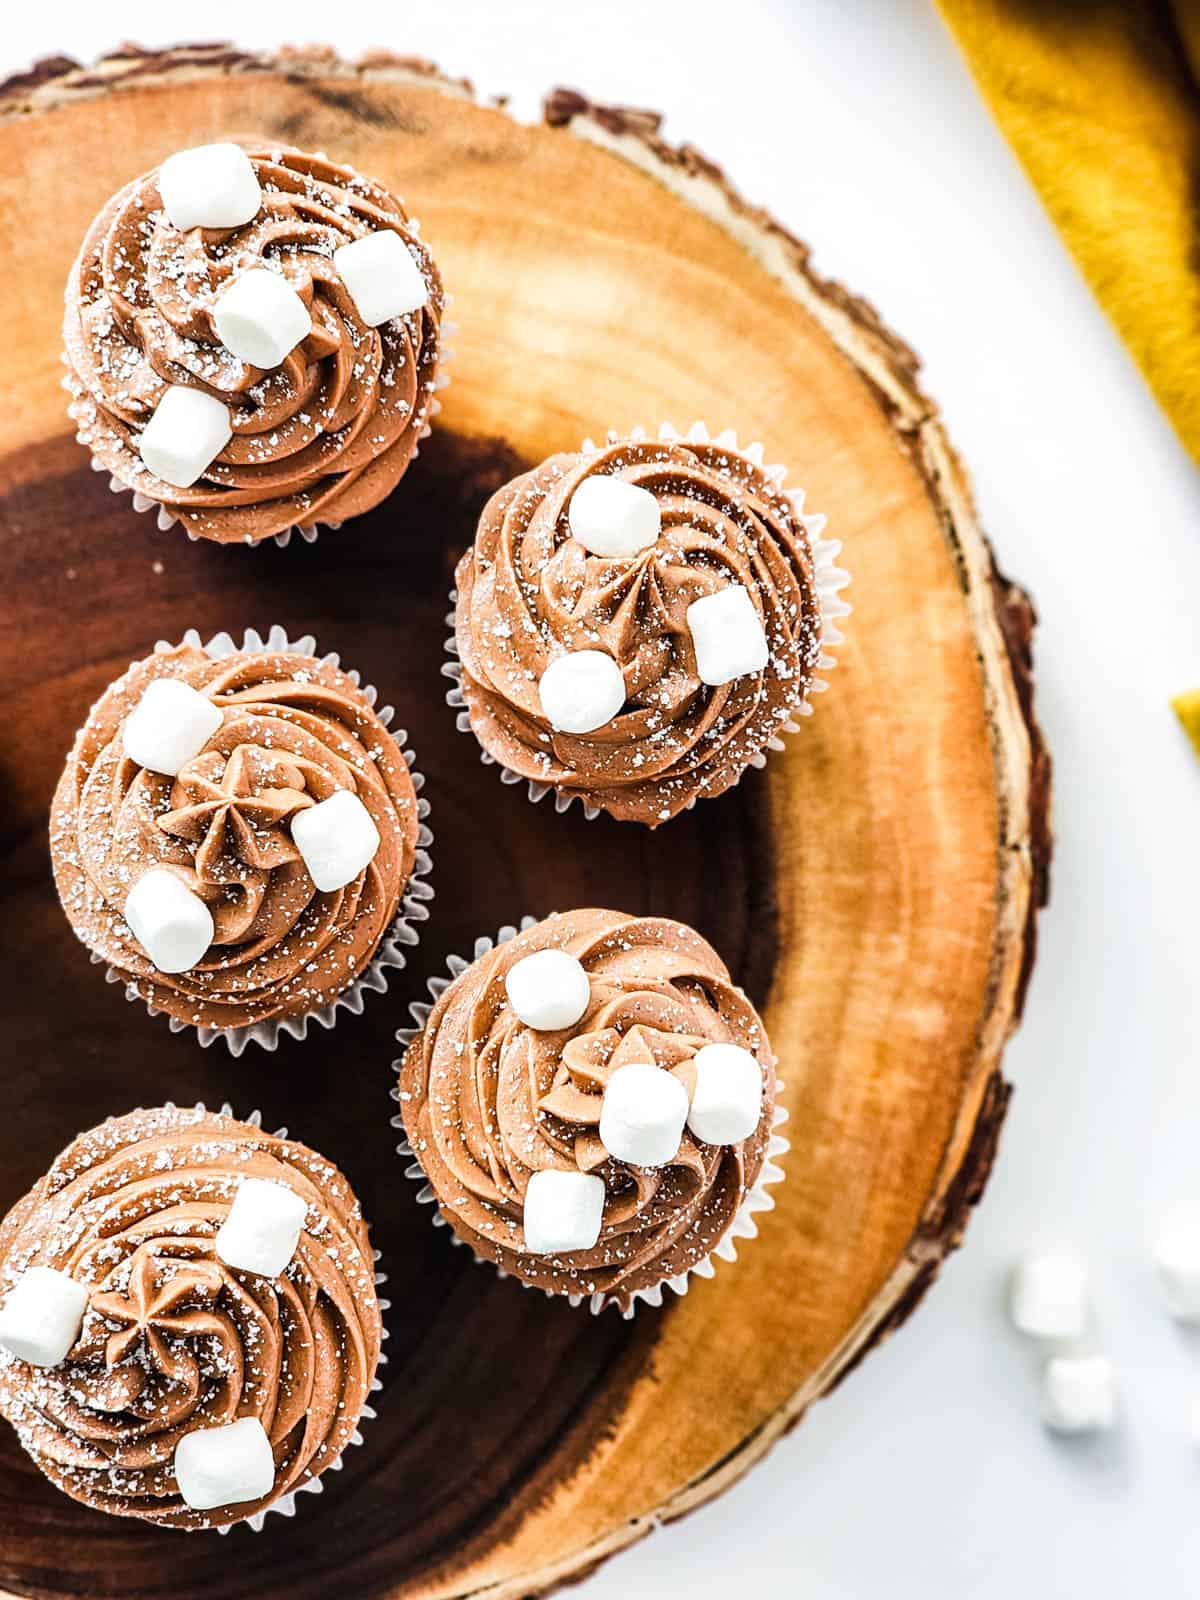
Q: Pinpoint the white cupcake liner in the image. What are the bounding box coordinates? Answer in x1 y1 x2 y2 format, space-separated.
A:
441 420 851 820
389 919 789 1319
94 623 434 1057
62 303 455 549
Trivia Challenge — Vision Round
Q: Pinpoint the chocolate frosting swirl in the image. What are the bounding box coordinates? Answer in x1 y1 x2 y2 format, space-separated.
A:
453 437 823 824
398 910 777 1309
50 643 420 1033
0 1106 382 1529
63 142 443 543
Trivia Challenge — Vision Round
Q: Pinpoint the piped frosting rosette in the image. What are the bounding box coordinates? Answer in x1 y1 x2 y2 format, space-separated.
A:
63 140 446 546
394 910 788 1316
49 626 433 1054
0 1105 386 1532
445 423 849 824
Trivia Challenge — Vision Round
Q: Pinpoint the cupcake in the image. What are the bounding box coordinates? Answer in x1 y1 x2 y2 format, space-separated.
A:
63 140 444 545
50 628 431 1050
0 1105 383 1530
396 909 785 1315
446 424 846 824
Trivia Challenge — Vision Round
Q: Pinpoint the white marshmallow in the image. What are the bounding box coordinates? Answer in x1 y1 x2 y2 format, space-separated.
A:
334 230 427 326
1009 1252 1088 1341
139 385 232 489
174 1417 275 1512
1151 1217 1200 1321
215 1178 307 1278
125 868 214 975
505 949 591 1031
568 476 661 558
214 268 311 369
0 1267 88 1368
538 650 626 734
291 791 380 893
599 1061 689 1168
686 584 770 687
523 1170 606 1255
687 1042 763 1146
122 678 223 776
1041 1356 1116 1434
158 143 262 231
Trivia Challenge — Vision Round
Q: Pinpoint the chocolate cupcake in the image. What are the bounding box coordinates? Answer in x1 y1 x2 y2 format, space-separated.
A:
64 140 445 545
50 627 432 1051
446 424 847 824
0 1105 383 1531
395 910 787 1315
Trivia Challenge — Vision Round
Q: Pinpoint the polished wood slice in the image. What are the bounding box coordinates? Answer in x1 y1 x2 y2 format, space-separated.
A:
0 45 1051 1600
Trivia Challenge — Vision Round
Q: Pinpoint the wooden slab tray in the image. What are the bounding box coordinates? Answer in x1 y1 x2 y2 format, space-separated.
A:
0 44 1051 1600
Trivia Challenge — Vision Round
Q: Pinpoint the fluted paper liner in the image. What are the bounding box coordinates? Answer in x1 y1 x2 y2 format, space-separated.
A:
443 420 850 820
95 624 433 1056
390 918 789 1319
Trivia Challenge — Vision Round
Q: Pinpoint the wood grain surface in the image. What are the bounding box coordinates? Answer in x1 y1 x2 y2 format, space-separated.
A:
0 44 1051 1600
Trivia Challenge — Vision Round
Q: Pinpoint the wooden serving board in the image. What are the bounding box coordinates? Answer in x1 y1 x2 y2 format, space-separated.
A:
0 45 1051 1600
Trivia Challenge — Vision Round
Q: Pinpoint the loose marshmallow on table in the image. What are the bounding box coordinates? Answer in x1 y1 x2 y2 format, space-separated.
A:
139 385 232 490
174 1417 275 1512
334 230 427 327
291 790 380 893
538 650 626 735
1009 1251 1088 1341
0 1267 88 1368
1151 1216 1200 1320
505 949 591 1031
1041 1355 1116 1434
214 268 311 369
122 678 223 776
159 143 262 232
125 868 214 975
687 1042 763 1146
686 583 770 687
599 1061 689 1167
216 1178 307 1278
523 1170 606 1255
568 475 661 558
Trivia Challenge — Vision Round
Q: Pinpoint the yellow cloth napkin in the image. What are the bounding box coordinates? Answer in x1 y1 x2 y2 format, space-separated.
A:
937 0 1200 462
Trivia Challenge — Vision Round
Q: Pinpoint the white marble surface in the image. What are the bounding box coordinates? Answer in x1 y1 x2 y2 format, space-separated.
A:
8 1 1200 1591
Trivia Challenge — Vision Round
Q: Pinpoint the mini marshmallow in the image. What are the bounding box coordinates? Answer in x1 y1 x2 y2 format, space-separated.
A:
215 1178 307 1278
122 677 223 776
0 1267 88 1368
158 143 262 231
505 949 591 1031
1151 1217 1200 1321
538 650 626 734
291 790 380 893
568 475 661 558
125 868 214 975
1041 1356 1116 1434
1009 1252 1088 1341
686 584 770 687
174 1417 275 1512
214 267 311 369
687 1042 763 1146
139 385 232 489
599 1061 689 1168
334 229 427 326
523 1170 606 1255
